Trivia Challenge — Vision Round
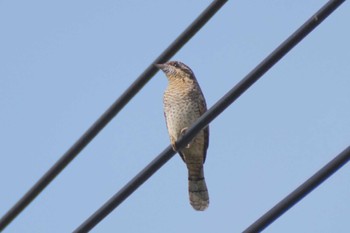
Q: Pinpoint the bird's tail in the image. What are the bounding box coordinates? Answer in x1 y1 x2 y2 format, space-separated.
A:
188 166 209 211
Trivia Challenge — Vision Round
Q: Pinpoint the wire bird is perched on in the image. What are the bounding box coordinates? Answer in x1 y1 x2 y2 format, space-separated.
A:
156 61 209 211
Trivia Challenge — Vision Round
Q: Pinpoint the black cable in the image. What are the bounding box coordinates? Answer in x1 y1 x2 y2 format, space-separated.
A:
243 146 350 233
0 1 228 231
73 1 345 232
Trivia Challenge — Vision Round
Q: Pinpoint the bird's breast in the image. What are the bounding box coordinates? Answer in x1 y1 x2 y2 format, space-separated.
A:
163 84 202 140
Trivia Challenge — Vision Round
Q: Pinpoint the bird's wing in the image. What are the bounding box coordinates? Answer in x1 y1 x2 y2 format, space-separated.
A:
197 88 209 164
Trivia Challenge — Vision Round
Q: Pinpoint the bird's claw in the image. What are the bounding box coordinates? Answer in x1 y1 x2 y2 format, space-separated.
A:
180 127 191 148
171 137 178 152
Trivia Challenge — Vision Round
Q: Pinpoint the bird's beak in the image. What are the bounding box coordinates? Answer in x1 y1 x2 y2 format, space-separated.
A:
155 63 166 71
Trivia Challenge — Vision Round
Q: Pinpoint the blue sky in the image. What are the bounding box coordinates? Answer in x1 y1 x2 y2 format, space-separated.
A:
1 1 350 232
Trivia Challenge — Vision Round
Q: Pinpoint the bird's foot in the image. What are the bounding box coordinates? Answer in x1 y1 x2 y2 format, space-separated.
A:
180 127 191 148
170 137 178 152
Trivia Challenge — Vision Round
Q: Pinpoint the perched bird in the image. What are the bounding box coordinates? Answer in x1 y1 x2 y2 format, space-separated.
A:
156 61 209 211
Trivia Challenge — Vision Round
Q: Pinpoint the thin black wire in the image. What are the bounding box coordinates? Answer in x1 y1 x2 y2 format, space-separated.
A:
0 1 228 231
73 1 345 232
243 146 350 233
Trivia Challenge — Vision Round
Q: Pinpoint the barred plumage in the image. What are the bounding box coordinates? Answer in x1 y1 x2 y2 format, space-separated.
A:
156 61 209 211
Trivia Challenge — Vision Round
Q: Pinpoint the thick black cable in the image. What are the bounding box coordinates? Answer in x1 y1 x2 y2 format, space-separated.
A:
0 1 228 231
73 1 345 232
243 146 350 233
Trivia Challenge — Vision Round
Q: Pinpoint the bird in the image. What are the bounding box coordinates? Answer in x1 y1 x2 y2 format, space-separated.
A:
156 61 209 211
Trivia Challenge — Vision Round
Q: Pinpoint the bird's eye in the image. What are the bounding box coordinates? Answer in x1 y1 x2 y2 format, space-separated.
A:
173 63 179 68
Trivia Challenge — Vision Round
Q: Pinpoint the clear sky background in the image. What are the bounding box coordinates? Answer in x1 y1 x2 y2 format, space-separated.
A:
1 1 349 232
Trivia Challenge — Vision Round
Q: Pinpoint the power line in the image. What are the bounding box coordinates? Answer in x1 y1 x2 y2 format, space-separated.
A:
0 1 228 231
243 145 350 233
73 0 345 232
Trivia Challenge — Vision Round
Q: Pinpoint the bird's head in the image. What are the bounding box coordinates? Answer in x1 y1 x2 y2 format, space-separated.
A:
156 61 195 80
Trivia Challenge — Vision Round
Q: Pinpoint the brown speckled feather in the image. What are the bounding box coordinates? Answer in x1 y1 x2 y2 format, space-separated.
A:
158 61 210 211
